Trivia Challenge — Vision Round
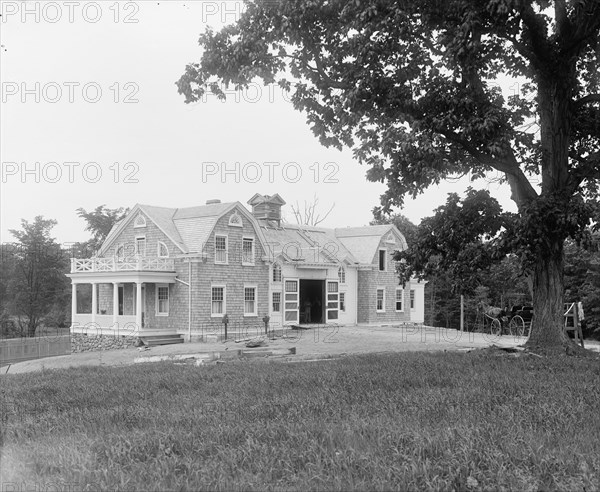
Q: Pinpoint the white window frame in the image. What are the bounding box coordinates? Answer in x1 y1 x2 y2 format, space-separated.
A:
272 263 282 283
378 249 387 272
339 292 346 312
115 243 125 261
326 280 339 321
214 235 228 264
272 291 281 312
395 287 404 312
211 285 226 317
244 285 257 316
157 241 169 258
134 214 146 228
135 236 146 256
410 289 416 310
156 284 169 316
242 236 255 266
283 278 299 324
376 287 386 313
338 266 346 284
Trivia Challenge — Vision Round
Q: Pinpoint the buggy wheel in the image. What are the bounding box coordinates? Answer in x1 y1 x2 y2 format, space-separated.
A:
491 318 502 336
509 316 526 337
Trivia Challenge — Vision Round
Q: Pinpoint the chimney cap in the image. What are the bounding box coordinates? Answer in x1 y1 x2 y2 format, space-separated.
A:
247 193 286 206
206 199 221 205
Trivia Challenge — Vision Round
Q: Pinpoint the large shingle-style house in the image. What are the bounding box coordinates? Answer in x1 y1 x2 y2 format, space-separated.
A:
68 194 425 340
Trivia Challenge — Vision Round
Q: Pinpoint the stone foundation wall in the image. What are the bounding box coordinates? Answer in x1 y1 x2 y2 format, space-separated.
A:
71 333 139 353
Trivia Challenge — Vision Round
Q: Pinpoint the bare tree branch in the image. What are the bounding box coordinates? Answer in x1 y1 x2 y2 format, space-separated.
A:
291 194 335 226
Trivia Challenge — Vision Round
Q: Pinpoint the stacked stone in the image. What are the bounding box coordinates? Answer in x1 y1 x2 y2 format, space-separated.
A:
71 334 139 353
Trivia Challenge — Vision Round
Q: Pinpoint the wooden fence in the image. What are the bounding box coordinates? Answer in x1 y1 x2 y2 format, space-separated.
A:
0 335 71 367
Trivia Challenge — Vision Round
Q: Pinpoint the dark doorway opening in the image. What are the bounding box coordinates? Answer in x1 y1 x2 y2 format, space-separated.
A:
118 285 124 316
299 279 324 323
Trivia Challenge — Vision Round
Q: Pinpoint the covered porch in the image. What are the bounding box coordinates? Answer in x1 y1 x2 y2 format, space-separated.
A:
67 257 177 336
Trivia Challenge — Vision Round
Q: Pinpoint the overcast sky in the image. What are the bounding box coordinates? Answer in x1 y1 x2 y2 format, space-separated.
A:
0 1 518 246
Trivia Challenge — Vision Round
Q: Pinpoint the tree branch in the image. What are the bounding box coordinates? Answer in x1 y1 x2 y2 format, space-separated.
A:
554 0 573 40
569 151 600 190
438 129 538 207
566 0 600 57
573 93 600 109
308 49 349 90
517 2 552 68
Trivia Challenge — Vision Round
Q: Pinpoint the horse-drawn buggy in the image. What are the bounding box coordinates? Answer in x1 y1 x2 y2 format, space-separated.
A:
478 302 533 337
478 301 584 346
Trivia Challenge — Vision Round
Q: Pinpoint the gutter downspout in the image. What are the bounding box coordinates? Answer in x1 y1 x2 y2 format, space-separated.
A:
175 261 192 341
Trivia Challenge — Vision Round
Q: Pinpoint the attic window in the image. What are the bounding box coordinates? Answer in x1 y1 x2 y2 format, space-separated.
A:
134 214 146 228
272 263 282 282
385 233 395 244
228 212 243 227
158 241 169 258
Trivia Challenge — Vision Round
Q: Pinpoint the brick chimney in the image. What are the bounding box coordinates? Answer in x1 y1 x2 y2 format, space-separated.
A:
247 193 286 227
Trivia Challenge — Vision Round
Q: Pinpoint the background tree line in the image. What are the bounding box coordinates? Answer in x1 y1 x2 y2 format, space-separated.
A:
0 206 127 338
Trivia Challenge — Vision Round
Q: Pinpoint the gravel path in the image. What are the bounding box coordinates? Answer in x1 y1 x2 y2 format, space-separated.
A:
3 324 597 375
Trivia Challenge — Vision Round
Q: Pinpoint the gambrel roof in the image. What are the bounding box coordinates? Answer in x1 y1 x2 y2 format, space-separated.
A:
260 223 407 267
98 202 267 256
260 223 357 265
334 225 407 264
98 199 407 266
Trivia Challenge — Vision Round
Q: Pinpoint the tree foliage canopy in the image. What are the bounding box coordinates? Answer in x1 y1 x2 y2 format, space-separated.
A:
76 205 129 256
7 217 69 336
394 188 514 293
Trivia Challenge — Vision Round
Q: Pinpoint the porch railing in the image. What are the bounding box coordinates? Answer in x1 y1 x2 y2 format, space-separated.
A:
71 257 175 273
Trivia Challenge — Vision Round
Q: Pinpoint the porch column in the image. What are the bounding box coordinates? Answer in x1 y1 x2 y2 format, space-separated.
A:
71 283 77 327
112 282 119 328
91 282 97 324
136 282 143 331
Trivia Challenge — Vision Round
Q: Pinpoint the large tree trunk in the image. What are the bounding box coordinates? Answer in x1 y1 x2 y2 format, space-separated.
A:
525 239 578 353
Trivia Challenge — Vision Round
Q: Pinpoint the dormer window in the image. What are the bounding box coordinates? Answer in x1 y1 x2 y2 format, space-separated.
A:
228 211 243 227
134 214 146 228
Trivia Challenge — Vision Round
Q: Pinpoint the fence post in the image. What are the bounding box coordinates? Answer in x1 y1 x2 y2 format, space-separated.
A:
460 295 464 332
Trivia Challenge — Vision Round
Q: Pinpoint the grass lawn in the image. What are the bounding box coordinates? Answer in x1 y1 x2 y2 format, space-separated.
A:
1 351 599 491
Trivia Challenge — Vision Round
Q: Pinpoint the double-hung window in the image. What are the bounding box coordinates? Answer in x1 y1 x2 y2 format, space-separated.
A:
156 285 169 315
395 288 404 312
215 235 227 264
376 288 385 312
242 237 254 265
135 237 146 256
211 286 225 316
244 286 257 316
272 292 281 312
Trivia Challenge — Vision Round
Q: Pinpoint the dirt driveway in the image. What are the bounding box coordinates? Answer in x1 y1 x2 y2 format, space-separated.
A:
3 324 596 375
